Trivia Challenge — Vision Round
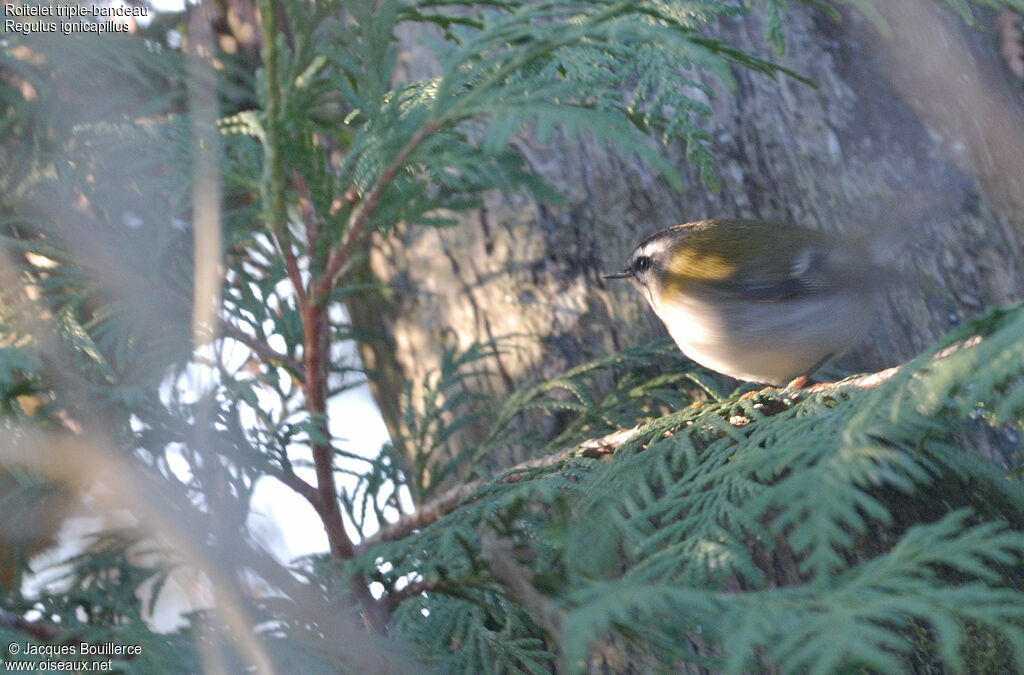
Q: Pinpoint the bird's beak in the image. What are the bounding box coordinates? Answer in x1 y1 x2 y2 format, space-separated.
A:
603 269 632 280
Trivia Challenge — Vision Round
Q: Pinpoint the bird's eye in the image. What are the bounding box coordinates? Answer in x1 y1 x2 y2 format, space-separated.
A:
634 256 652 273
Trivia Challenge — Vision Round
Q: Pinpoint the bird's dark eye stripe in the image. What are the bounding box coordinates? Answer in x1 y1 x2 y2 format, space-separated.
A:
634 256 652 272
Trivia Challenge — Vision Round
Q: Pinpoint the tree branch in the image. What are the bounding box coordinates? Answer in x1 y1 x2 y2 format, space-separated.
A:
256 0 385 633
294 170 320 252
382 578 437 613
300 251 390 633
360 480 484 550
287 122 448 634
220 321 305 379
480 532 565 642
316 119 441 300
359 426 638 551
262 462 320 511
0 609 62 642
360 336 988 550
280 235 308 309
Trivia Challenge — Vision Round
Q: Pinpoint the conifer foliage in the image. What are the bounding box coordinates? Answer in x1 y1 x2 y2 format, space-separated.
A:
1 0 1023 672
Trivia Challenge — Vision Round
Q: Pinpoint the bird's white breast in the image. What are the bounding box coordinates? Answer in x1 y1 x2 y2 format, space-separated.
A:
649 292 872 385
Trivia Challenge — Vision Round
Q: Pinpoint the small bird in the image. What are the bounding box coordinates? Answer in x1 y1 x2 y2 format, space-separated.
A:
604 219 888 386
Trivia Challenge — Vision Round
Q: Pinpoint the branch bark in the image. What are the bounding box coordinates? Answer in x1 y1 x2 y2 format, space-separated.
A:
317 119 441 299
480 532 566 641
262 462 320 511
363 336 987 552
221 321 306 379
256 0 387 634
360 426 639 551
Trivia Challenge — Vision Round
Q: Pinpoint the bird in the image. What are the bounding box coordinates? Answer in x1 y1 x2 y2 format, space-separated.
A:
604 219 889 387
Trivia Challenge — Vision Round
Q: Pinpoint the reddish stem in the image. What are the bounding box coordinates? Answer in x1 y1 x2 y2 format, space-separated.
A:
316 119 441 300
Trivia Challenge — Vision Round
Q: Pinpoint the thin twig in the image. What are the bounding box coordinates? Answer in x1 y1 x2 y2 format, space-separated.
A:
359 428 636 551
262 462 321 511
280 235 309 308
480 532 565 641
316 119 441 299
294 170 320 250
360 480 484 550
220 321 306 379
382 578 437 612
0 609 62 642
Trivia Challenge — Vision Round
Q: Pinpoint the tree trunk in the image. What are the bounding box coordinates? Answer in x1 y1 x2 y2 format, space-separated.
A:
352 0 1024 498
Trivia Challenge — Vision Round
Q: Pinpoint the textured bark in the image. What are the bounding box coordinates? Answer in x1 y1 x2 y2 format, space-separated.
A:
353 1 1024 497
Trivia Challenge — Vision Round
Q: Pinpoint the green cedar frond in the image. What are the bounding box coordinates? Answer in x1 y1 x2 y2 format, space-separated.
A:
363 302 1024 672
390 593 555 674
5 1 1024 672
